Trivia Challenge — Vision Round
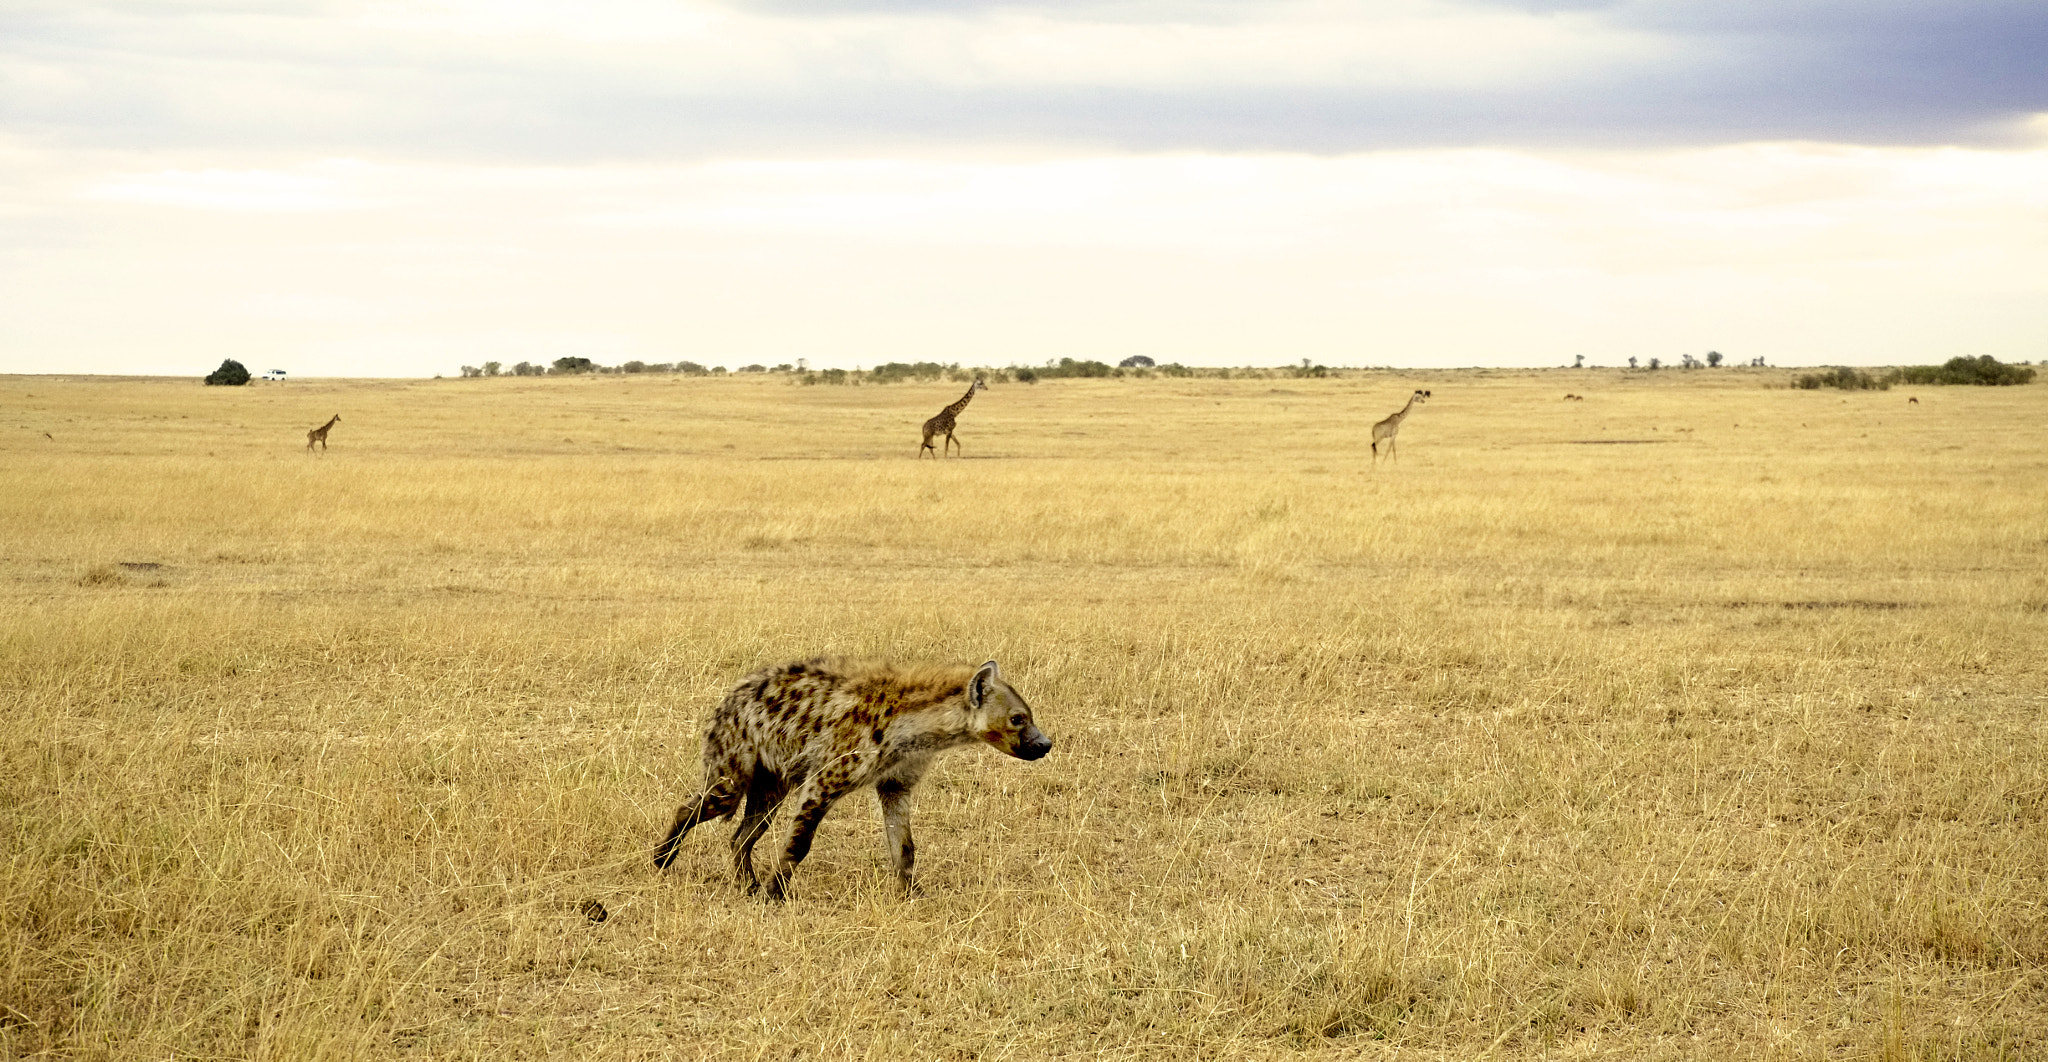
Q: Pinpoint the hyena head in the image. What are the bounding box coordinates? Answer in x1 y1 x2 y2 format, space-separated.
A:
968 659 1052 761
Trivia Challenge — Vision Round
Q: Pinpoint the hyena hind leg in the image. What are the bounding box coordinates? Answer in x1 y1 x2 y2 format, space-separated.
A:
654 779 742 870
729 770 789 893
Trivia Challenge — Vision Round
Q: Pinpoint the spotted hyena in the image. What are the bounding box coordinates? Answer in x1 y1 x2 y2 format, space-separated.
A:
653 657 1053 900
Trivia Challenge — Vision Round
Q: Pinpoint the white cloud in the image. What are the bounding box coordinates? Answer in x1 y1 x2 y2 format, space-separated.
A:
7 142 2044 376
83 162 379 212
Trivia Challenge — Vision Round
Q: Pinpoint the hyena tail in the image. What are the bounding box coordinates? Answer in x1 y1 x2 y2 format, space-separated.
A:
654 777 742 869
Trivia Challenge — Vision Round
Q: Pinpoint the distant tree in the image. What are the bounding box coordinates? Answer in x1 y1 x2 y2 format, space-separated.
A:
738 364 767 373
459 365 483 377
620 360 650 374
677 361 707 376
1118 355 1156 368
1647 357 1661 371
1574 354 1585 368
773 364 792 372
483 361 502 376
204 359 251 386
551 356 595 374
1628 356 1638 369
1706 351 1723 368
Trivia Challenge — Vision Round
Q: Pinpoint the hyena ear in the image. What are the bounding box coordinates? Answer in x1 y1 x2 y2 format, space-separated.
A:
969 660 1001 708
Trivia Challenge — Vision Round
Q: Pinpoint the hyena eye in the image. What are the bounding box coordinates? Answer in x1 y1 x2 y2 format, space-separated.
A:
1009 713 1027 727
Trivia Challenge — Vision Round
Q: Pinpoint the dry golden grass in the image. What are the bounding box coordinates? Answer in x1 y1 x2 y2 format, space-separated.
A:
3 368 2044 1060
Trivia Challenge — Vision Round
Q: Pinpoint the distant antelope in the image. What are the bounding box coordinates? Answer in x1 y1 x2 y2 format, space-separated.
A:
1371 390 1429 464
1908 397 1919 405
306 414 340 452
919 379 986 459
1563 393 1584 401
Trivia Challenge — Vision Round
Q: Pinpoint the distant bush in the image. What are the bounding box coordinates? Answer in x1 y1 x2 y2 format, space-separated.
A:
868 361 954 384
1794 357 2034 391
677 361 708 376
1039 358 1114 379
1118 355 1156 368
1795 367 1889 391
511 361 543 376
800 368 851 385
551 357 595 375
619 360 652 374
738 364 767 373
1895 355 2035 386
1013 367 1038 384
204 359 251 386
1157 362 1194 378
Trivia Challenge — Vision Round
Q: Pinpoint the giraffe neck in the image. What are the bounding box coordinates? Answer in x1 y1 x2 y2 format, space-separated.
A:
944 386 977 417
1389 395 1417 425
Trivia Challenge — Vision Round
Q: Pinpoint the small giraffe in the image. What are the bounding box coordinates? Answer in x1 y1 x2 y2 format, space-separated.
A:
306 414 340 452
1371 390 1429 464
919 379 986 459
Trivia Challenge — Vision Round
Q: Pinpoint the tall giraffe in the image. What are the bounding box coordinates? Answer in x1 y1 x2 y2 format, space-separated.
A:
306 414 340 452
1370 390 1429 464
919 379 986 459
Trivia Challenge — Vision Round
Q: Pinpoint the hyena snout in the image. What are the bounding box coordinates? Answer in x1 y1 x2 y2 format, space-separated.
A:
1014 726 1053 761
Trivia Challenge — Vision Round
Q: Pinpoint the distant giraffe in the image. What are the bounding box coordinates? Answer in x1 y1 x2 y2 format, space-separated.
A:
1371 390 1429 464
306 414 340 452
919 379 986 459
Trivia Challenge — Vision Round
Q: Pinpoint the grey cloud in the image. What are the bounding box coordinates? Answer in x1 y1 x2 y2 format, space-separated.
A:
3 0 2043 162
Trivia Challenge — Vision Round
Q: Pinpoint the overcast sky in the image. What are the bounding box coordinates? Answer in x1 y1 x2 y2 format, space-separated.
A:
3 0 2045 376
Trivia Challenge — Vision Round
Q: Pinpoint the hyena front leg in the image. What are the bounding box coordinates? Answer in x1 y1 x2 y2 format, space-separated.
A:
654 777 742 870
875 778 921 896
762 776 852 902
729 769 788 894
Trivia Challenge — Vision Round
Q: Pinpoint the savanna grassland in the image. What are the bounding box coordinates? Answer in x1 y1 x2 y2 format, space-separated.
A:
3 367 2044 1061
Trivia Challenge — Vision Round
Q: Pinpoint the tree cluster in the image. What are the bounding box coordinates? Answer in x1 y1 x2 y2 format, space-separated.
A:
1795 356 2035 391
